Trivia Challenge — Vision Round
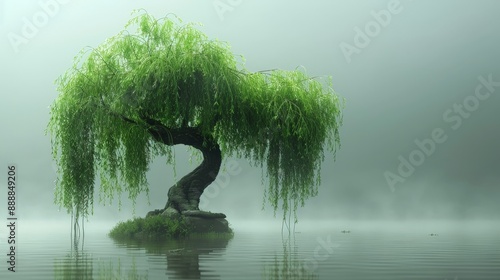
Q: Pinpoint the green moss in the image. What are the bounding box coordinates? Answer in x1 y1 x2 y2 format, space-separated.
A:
108 215 189 239
108 215 234 240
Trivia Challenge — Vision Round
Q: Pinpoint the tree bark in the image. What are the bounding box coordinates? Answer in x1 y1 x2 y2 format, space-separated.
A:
141 117 222 213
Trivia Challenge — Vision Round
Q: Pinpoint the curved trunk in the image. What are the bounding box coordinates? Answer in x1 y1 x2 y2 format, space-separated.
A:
141 117 222 213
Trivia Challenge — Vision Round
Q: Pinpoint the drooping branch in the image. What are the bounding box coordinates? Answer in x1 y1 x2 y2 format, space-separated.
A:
99 93 222 212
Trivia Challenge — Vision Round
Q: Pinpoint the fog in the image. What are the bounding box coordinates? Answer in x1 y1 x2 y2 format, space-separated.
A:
0 0 499 230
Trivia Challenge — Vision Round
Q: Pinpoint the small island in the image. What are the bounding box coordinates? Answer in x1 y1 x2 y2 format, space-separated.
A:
109 210 233 240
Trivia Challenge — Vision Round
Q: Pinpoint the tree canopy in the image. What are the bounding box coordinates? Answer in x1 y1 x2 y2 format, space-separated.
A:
47 12 343 222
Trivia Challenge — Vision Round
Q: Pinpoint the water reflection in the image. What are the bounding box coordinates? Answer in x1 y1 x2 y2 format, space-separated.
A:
262 234 319 280
54 252 93 279
54 227 231 280
112 236 232 279
53 251 148 280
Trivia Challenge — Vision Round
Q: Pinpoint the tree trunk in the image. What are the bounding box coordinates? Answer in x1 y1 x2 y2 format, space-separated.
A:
141 117 222 213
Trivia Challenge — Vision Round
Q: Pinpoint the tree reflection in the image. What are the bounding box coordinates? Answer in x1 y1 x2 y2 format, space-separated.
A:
262 235 319 280
53 252 93 279
53 252 147 280
111 235 232 280
54 224 149 280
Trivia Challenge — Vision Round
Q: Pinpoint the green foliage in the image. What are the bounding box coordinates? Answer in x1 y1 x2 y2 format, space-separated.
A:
47 11 343 222
109 215 189 239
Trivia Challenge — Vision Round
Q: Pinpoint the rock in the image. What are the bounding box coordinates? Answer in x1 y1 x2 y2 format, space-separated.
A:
162 207 181 219
183 216 230 234
145 209 231 234
146 209 163 217
167 248 185 254
182 210 226 219
181 210 229 233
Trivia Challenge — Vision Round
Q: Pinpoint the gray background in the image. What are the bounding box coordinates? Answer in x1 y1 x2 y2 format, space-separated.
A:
0 0 499 230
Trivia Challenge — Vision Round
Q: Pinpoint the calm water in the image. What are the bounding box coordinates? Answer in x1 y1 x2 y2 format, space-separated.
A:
1 220 499 279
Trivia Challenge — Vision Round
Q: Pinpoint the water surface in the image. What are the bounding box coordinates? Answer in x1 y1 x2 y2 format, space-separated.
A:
2 220 499 279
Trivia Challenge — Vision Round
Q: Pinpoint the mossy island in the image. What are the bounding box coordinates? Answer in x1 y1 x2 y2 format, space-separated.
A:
109 210 233 240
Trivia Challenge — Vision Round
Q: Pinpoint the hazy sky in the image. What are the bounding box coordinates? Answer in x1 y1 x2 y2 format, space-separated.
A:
0 0 499 225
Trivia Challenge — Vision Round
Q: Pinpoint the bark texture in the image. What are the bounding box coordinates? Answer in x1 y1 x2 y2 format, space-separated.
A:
140 117 222 213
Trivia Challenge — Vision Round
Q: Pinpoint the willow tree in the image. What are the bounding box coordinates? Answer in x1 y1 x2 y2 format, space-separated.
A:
47 12 343 224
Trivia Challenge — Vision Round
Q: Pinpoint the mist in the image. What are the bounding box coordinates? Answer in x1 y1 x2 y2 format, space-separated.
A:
1 0 499 229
